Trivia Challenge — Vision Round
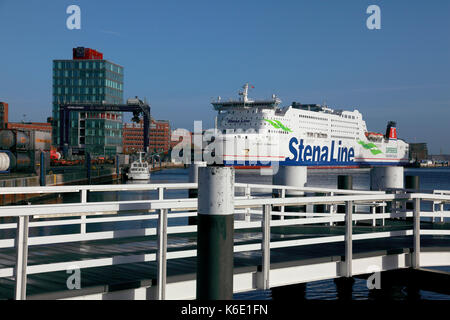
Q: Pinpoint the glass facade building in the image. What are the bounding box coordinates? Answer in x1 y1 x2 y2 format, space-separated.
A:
52 54 124 156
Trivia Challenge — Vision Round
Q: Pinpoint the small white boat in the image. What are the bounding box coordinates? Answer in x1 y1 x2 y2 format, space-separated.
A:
126 153 150 180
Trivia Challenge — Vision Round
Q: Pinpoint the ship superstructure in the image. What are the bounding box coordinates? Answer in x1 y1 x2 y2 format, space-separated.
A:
211 84 409 168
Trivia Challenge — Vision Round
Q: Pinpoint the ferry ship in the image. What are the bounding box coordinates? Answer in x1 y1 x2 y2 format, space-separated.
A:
211 84 409 169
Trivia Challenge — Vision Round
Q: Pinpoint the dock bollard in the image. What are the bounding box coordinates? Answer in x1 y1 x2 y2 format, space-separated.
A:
370 166 404 216
188 162 207 225
196 166 234 300
272 166 307 220
405 176 420 211
337 175 353 213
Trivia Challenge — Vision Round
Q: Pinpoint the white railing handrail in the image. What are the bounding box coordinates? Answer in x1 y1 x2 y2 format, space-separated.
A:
0 192 449 218
1 182 449 300
0 183 199 195
0 182 384 196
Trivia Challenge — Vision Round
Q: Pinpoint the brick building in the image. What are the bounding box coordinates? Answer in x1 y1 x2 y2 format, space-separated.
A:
123 118 171 154
7 122 52 133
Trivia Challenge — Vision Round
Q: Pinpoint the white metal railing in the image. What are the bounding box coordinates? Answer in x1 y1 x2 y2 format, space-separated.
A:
0 183 449 300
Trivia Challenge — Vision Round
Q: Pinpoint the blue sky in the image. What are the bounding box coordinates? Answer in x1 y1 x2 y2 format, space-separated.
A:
0 0 449 153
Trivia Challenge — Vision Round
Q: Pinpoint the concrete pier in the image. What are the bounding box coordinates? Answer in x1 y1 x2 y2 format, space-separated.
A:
196 166 235 300
365 268 450 300
271 283 306 301
334 277 355 300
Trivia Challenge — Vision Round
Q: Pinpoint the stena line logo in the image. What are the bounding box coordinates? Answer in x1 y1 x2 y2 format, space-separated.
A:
286 138 355 164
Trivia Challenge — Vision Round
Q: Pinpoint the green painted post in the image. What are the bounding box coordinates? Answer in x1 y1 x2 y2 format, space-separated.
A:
406 176 420 211
196 166 234 300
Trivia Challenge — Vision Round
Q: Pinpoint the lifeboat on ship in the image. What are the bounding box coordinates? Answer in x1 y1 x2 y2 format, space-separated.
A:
365 132 383 142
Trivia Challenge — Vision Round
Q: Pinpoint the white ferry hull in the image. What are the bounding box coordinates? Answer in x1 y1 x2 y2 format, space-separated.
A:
218 135 408 168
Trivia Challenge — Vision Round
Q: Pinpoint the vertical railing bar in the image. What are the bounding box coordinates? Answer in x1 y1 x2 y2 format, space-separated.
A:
14 215 29 300
280 189 285 221
329 192 335 226
245 185 251 222
80 190 87 234
345 200 353 278
262 204 271 290
413 197 421 268
156 208 168 300
158 187 164 201
371 204 376 227
432 200 436 223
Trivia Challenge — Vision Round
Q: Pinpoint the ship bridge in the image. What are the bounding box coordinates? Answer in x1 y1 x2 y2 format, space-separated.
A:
212 83 281 111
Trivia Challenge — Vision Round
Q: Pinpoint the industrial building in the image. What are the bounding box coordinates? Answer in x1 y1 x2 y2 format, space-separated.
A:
0 102 8 129
409 143 428 161
7 121 52 133
123 118 171 154
52 47 124 156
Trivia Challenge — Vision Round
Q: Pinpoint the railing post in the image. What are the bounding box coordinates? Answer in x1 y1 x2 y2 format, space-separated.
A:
245 185 251 222
15 215 29 300
329 192 335 226
156 208 168 300
344 201 353 277
413 197 421 268
80 189 87 234
158 187 164 200
371 204 376 227
196 166 235 300
280 189 285 221
261 204 271 290
440 202 444 223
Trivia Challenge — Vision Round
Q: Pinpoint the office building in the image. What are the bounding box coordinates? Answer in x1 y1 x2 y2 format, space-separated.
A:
52 47 124 156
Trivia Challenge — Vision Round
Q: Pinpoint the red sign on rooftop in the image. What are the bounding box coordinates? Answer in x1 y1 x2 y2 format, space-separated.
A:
72 47 103 60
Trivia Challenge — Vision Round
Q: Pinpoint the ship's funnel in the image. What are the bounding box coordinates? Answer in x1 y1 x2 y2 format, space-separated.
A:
385 121 397 140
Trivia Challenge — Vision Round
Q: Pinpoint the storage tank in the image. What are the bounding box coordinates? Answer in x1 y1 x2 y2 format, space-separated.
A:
15 152 33 171
16 131 30 149
8 152 16 169
0 130 15 149
31 131 51 151
0 130 31 150
0 151 11 172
